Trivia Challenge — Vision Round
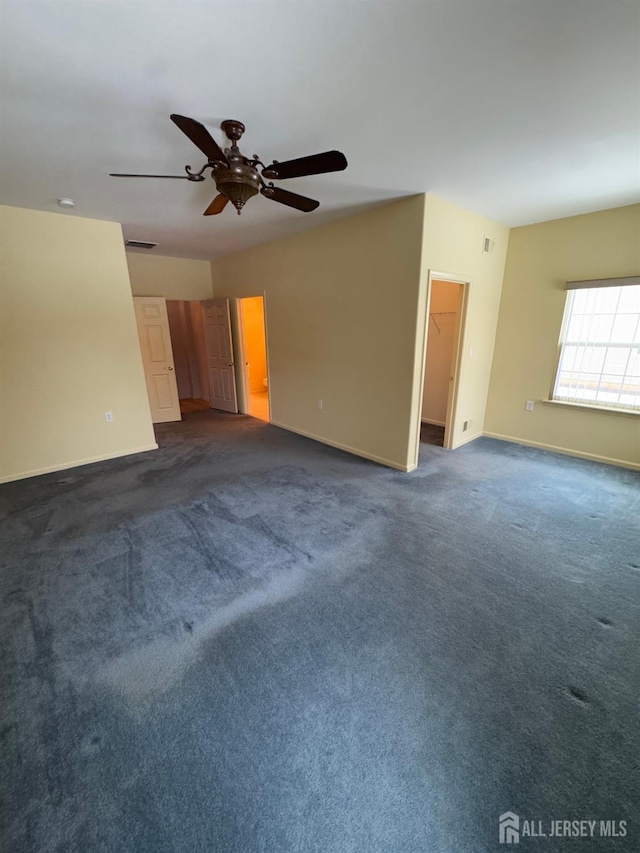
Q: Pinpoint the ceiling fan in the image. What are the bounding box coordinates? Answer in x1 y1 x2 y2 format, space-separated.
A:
110 114 348 216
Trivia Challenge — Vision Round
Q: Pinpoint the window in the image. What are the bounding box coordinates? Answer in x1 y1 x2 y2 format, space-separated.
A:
552 281 640 413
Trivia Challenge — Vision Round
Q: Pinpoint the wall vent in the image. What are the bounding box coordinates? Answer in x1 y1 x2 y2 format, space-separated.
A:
125 240 158 249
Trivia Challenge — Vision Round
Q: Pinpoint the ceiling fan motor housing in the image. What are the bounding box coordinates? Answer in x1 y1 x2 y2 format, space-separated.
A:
215 152 260 213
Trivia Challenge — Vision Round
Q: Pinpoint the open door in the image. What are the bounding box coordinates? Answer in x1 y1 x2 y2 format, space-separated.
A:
202 298 238 413
133 296 181 423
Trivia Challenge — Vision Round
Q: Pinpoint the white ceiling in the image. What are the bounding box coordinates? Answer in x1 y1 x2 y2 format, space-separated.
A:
1 0 639 260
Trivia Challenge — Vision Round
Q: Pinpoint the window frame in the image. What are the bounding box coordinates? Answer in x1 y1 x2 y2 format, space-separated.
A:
550 278 640 416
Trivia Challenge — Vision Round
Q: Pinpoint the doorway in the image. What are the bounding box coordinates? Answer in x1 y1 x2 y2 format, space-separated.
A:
134 296 239 421
420 277 466 449
237 296 270 422
166 300 210 414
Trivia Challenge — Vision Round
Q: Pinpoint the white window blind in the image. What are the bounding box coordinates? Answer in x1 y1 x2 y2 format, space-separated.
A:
553 283 640 412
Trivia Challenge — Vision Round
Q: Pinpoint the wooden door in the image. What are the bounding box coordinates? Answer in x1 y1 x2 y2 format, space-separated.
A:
202 298 238 413
133 296 181 423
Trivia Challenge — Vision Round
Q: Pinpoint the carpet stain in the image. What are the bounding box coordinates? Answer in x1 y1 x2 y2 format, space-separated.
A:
79 733 104 756
0 723 16 742
99 528 371 712
566 686 590 706
100 564 313 709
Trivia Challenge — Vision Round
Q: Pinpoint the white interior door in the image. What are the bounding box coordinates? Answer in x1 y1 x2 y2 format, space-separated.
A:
133 296 181 423
202 298 238 413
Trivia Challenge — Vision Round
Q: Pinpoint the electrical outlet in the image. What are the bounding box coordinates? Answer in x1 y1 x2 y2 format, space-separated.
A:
525 400 534 412
105 411 114 422
463 420 469 432
317 399 323 410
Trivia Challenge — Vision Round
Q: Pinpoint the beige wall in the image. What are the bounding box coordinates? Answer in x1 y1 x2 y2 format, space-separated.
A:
127 252 213 300
415 195 510 453
485 204 640 468
211 197 426 471
0 205 157 483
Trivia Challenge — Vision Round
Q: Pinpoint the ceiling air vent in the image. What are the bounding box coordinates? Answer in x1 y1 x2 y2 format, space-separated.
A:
125 239 158 249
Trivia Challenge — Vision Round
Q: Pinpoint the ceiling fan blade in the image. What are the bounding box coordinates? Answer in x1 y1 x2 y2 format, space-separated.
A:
203 194 229 216
170 114 229 165
109 173 191 178
261 185 319 212
262 150 347 180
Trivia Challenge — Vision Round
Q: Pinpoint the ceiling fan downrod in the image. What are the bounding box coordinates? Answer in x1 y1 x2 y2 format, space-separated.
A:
215 120 261 214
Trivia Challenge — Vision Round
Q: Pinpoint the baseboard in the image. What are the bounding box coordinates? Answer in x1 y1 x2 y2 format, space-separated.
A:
269 420 412 472
482 431 640 471
451 431 482 450
421 418 446 427
0 443 159 485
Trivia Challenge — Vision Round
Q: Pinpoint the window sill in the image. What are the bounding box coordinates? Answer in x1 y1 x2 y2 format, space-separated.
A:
542 399 639 417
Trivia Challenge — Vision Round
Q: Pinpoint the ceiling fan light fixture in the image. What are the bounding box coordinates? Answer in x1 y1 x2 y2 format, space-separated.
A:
217 180 259 214
215 162 261 214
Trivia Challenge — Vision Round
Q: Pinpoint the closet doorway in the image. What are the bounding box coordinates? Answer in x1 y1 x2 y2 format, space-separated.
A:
421 278 465 447
165 300 211 414
237 296 270 422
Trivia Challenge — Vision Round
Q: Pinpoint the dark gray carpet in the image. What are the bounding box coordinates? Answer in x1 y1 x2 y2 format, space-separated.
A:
1 412 639 852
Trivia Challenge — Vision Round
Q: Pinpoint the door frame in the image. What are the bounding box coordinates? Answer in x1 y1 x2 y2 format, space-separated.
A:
233 293 271 420
417 270 470 452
